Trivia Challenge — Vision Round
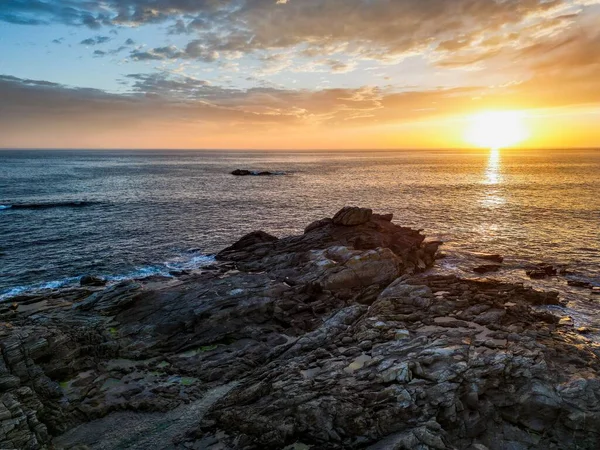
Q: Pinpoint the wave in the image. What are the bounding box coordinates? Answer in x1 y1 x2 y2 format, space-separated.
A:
0 201 103 211
0 252 215 302
0 277 81 301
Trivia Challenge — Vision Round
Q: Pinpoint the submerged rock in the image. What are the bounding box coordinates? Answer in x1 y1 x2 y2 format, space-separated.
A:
80 274 106 287
1 206 598 450
230 169 284 176
527 263 558 279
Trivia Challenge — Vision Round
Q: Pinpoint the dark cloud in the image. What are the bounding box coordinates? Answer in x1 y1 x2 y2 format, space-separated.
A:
167 17 210 34
126 73 214 98
124 38 135 45
130 45 184 61
128 41 219 62
80 35 111 45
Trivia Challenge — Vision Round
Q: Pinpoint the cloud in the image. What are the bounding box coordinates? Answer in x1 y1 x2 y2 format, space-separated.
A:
129 41 220 63
0 0 112 28
2 63 600 148
326 60 356 74
2 0 598 83
3 57 600 129
1 1 592 62
125 72 213 98
130 45 184 61
80 35 111 45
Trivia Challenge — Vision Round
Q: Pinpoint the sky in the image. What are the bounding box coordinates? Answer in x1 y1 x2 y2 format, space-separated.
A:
0 0 599 149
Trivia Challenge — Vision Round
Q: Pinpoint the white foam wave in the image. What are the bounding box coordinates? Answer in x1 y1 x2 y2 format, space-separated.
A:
165 254 215 271
0 253 215 302
0 277 80 301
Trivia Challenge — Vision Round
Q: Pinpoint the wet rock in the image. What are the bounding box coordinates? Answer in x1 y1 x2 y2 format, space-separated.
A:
473 253 504 263
230 169 283 176
526 270 546 279
473 264 502 274
79 275 106 287
526 263 558 279
168 269 191 277
568 280 592 288
558 316 574 327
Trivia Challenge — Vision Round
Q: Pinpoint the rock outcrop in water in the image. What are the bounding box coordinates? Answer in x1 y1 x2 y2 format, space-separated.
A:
1 206 599 450
230 170 284 176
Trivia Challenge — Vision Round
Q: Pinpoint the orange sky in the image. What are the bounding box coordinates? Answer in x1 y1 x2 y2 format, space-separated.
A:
1 0 599 149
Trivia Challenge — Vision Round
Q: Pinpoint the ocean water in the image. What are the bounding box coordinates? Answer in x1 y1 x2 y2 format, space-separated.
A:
1 149 599 327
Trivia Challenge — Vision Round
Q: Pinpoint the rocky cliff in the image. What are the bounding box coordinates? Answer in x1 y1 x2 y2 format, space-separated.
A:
0 207 598 450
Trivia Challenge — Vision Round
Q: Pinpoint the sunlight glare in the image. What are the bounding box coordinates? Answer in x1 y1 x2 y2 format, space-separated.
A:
466 111 528 149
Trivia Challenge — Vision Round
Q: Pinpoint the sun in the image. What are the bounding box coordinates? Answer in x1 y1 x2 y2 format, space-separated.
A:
465 110 529 149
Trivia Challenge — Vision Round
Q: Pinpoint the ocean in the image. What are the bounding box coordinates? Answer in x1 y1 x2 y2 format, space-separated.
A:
1 149 599 329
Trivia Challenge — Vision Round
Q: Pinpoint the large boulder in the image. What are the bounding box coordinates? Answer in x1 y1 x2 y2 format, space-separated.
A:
332 206 373 226
218 206 439 276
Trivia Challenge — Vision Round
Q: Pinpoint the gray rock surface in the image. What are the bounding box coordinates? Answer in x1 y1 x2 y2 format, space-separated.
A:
332 206 373 226
0 206 598 450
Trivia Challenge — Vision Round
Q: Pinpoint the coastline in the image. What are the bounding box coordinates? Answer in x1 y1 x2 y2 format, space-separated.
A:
1 206 599 449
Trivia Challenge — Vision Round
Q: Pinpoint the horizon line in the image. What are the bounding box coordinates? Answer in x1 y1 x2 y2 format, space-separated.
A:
1 146 599 152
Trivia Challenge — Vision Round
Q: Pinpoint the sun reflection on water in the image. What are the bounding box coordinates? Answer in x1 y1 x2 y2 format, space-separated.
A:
481 148 505 208
485 148 501 185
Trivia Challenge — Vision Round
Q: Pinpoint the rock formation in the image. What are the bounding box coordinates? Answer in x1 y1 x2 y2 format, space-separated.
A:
230 170 284 176
0 206 598 450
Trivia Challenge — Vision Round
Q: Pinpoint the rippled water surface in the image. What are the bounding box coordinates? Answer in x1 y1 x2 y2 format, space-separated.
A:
1 149 599 326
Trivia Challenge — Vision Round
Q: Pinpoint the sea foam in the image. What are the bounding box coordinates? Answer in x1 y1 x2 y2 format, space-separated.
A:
0 253 216 302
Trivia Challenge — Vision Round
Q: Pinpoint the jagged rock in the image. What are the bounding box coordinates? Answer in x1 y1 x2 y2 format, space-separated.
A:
217 207 439 278
0 207 598 450
304 218 332 234
332 206 373 226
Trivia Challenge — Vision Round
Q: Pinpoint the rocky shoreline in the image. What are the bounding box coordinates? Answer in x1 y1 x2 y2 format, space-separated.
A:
1 207 599 450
